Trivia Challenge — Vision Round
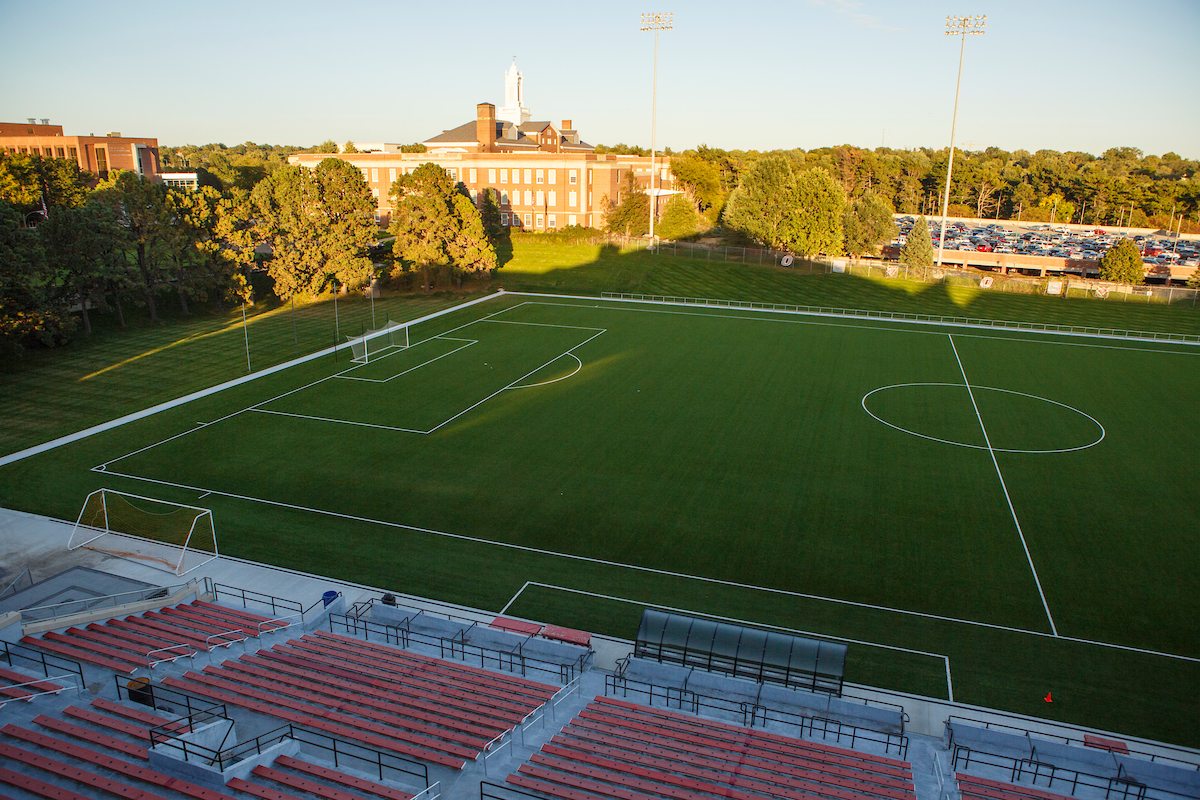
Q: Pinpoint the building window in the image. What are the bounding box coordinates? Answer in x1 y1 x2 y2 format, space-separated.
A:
389 168 397 182
587 170 593 186
68 146 77 163
372 188 379 199
569 170 578 185
536 214 544 228
548 191 556 207
524 190 532 205
588 192 593 206
524 213 532 225
569 191 577 208
524 169 532 183
18 147 27 154
568 214 577 226
536 169 544 184
469 168 477 183
370 168 378 183
548 214 556 228
501 190 510 205
488 168 496 183
361 168 369 180
548 169 556 184
536 190 544 207
95 147 108 174
447 168 457 180
56 147 65 158
500 168 508 184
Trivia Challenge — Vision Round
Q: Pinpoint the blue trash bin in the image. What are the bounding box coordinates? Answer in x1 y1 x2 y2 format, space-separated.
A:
322 590 338 608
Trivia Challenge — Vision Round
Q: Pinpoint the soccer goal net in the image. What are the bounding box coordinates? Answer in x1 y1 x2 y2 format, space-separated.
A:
347 318 410 364
68 489 218 577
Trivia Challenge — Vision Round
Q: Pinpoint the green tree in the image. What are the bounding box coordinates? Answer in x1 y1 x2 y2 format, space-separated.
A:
723 157 845 255
91 171 175 322
668 152 725 217
39 202 124 335
900 216 935 269
842 192 896 256
655 194 701 240
343 141 360 154
311 140 340 154
250 159 376 299
603 172 650 237
0 152 94 216
388 163 496 292
399 143 428 153
479 189 505 245
1099 239 1144 284
0 200 71 352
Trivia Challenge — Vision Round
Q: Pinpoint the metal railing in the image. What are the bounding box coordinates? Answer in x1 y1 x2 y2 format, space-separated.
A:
0 567 33 601
598 292 1200 344
0 674 83 707
206 579 303 618
147 643 197 672
950 745 1187 800
481 781 543 800
478 730 512 777
19 580 192 624
948 716 1200 771
114 675 225 718
1 640 85 688
605 672 908 759
328 612 588 684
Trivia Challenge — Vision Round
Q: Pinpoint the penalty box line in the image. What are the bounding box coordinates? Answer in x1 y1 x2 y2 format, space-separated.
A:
499 580 956 702
86 463 1200 666
948 334 1059 637
93 300 537 471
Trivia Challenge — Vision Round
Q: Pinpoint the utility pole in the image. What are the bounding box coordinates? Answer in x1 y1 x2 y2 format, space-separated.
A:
936 14 986 269
641 12 672 245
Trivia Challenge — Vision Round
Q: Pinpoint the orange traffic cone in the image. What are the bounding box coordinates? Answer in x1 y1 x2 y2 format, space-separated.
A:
1044 692 1053 702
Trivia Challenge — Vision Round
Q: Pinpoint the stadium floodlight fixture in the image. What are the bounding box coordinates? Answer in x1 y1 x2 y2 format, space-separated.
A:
641 12 672 244
936 14 986 269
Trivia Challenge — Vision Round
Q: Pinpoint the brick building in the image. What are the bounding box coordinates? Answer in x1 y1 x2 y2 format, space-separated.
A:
288 62 674 229
0 119 163 182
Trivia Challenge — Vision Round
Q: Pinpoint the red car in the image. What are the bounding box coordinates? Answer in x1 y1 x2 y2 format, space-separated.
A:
976 244 993 252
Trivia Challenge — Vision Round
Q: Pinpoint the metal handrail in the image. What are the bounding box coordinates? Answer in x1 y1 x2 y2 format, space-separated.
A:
0 674 82 707
20 580 193 623
409 782 441 800
1 640 86 687
206 579 303 617
147 643 196 671
479 731 511 777
0 567 32 601
205 629 247 654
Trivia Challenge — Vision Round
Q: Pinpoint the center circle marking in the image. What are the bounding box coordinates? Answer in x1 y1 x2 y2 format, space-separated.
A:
861 382 1105 454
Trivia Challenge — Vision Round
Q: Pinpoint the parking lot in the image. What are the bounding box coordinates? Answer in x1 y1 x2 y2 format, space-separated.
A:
891 217 1199 280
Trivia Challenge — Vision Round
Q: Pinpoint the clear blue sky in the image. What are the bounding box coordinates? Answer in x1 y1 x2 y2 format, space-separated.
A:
2 0 1197 158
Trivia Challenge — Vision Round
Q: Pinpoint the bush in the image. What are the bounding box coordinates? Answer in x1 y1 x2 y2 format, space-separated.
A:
655 195 701 240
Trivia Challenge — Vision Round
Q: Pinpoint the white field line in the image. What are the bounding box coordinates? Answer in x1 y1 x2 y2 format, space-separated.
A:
520 291 1200 349
510 354 583 389
482 319 606 332
249 408 428 435
90 464 1200 664
335 340 478 384
949 334 1059 637
423 329 606 435
0 291 510 470
500 581 957 699
514 295 1200 356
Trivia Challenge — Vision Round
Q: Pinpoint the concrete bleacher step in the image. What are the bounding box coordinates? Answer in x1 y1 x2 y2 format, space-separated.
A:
269 756 413 800
0 667 63 702
20 634 137 674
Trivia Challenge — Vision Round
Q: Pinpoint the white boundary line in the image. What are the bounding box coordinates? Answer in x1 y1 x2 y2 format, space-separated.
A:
513 293 1200 356
84 463 1200 664
498 580 957 701
861 382 1106 454
948 334 1059 636
334 339 479 384
0 291 509 469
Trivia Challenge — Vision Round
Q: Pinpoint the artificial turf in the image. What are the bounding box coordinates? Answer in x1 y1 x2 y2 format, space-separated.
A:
2 291 1196 746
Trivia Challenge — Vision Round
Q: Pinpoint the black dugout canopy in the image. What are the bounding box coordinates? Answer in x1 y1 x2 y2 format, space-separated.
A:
634 609 846 695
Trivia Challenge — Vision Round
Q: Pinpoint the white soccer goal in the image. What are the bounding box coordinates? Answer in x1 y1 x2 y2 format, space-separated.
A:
68 489 218 577
347 318 411 364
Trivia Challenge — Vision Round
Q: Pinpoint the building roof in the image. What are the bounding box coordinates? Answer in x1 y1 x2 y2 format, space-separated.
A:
424 119 594 152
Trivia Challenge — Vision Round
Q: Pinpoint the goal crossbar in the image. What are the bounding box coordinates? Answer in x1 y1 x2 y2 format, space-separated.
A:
347 318 411 364
69 489 219 577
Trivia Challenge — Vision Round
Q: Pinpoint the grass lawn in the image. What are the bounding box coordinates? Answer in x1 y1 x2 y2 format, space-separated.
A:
1 291 1196 746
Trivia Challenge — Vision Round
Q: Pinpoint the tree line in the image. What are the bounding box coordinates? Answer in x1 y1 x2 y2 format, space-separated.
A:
1 151 497 354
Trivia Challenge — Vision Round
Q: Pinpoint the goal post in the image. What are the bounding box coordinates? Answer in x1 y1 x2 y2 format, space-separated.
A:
68 489 218 577
347 318 411 364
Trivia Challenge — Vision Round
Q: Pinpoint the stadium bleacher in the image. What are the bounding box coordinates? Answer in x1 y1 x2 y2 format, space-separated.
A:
508 696 916 800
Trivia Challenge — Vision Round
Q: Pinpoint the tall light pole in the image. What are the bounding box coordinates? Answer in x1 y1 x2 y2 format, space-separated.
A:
641 12 672 243
936 14 986 269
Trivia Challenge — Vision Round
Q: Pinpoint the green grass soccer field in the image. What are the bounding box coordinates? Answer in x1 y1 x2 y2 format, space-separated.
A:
3 292 1197 744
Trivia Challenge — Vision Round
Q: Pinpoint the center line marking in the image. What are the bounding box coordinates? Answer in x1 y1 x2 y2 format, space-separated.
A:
948 334 1059 637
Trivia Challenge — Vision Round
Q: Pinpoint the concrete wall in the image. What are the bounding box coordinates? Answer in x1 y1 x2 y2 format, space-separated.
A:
21 583 198 636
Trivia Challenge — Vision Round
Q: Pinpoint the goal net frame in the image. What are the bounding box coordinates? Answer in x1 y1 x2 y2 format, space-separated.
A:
348 319 411 364
68 489 218 577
